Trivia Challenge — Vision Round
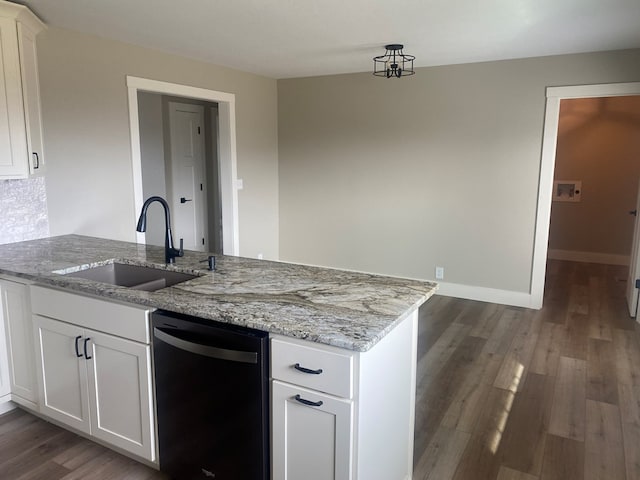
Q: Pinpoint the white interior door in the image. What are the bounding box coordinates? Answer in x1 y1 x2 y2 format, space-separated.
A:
168 102 207 252
626 178 640 317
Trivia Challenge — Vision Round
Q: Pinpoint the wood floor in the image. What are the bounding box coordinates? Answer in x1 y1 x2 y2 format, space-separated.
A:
0 408 169 479
412 260 640 480
0 259 638 479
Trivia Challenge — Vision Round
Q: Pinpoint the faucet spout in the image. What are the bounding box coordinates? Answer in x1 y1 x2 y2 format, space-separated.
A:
136 196 184 264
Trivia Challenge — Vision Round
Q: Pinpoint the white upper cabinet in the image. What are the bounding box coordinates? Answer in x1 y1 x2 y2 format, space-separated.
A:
0 1 45 179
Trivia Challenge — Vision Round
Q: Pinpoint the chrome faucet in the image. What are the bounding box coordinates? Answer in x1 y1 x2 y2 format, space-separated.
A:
136 196 184 264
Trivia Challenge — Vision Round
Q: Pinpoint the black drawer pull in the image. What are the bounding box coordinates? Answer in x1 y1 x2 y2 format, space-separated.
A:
83 337 92 360
294 394 323 407
74 336 83 358
294 363 323 375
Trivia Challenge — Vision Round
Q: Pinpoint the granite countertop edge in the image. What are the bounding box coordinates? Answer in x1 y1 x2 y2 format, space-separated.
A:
0 235 439 352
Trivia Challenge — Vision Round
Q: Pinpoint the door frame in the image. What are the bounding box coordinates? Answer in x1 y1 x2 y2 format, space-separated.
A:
126 76 239 256
531 81 640 309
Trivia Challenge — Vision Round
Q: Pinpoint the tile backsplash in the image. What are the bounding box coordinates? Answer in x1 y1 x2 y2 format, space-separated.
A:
0 177 49 245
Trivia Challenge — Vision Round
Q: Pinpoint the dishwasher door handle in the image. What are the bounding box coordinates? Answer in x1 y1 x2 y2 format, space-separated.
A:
153 327 258 364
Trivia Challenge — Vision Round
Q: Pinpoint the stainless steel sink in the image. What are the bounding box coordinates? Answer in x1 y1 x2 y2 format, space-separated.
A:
63 263 198 292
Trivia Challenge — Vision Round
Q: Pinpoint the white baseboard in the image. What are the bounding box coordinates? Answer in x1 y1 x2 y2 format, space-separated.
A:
432 250 629 310
278 257 541 309
435 281 539 309
547 249 629 266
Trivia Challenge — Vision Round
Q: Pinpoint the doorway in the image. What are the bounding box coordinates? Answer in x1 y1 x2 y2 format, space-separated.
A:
531 82 640 309
126 76 239 256
137 95 222 253
547 96 640 266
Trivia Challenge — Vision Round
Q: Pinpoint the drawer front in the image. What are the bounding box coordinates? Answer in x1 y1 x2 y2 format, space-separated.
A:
30 286 151 343
271 337 354 398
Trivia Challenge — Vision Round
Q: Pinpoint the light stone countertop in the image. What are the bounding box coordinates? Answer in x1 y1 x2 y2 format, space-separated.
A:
0 235 438 351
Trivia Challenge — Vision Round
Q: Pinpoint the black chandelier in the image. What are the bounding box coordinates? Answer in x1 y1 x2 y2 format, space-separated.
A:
373 44 415 78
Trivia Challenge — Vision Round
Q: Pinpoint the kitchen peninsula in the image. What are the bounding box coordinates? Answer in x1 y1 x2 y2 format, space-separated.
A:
0 235 437 480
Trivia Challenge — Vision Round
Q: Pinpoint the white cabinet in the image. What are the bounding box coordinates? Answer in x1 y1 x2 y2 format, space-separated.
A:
33 315 90 431
271 309 420 480
87 328 153 457
0 289 10 411
272 380 353 480
0 278 37 408
271 337 355 479
31 286 156 462
0 1 45 179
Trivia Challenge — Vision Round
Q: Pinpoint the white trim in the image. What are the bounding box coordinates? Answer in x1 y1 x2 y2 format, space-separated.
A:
0 2 46 34
126 85 145 245
126 76 239 256
126 76 235 104
217 102 240 256
436 281 535 309
547 249 629 266
546 83 640 99
278 257 536 308
531 82 640 310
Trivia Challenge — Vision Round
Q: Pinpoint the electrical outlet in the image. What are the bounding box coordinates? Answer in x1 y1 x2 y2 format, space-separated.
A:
435 266 444 280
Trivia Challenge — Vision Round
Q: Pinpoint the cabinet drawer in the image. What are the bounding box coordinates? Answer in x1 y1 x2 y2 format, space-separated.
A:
271 337 354 398
30 286 151 343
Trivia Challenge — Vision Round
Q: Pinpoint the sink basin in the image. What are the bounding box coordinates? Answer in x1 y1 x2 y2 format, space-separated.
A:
63 263 198 292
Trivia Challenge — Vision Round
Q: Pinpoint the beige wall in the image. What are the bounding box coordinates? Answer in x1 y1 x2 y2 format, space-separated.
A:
37 27 279 259
549 96 640 258
278 49 640 293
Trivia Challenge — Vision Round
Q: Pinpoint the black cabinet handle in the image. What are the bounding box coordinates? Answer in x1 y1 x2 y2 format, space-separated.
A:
32 152 39 169
74 335 83 358
294 363 323 375
294 394 323 407
83 337 92 360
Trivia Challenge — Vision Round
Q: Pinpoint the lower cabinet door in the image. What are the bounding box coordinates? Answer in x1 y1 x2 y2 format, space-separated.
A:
272 380 353 480
85 329 155 461
33 315 90 434
1 279 37 405
0 304 10 400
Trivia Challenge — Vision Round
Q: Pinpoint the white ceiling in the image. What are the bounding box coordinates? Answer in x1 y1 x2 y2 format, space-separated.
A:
17 0 640 79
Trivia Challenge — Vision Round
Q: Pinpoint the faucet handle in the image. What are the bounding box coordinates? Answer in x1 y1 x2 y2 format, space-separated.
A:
178 238 184 257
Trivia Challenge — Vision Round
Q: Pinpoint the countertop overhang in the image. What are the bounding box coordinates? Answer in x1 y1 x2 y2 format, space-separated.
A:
0 235 438 351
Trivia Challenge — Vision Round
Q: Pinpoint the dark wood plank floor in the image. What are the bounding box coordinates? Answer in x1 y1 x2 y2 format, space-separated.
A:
1 260 637 479
413 260 640 480
0 407 169 479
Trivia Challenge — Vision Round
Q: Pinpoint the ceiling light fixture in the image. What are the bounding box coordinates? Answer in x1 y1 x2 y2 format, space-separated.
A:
373 44 415 78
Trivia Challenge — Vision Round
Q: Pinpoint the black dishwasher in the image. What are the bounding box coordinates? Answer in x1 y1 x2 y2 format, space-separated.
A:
152 310 269 480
